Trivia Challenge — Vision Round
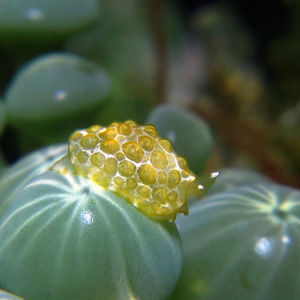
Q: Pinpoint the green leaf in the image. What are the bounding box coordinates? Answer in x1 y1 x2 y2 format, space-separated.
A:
0 144 67 216
0 171 182 300
147 105 213 174
0 289 23 300
0 0 100 41
171 183 300 300
5 54 111 142
207 168 271 195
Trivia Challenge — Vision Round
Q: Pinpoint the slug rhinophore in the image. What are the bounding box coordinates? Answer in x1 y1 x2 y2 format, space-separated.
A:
52 120 219 221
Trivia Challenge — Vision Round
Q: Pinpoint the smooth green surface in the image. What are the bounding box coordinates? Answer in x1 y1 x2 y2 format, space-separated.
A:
147 104 213 174
0 0 100 39
207 168 271 195
0 101 6 134
0 289 23 299
171 183 300 300
0 171 182 300
6 53 110 121
5 53 111 141
0 144 67 217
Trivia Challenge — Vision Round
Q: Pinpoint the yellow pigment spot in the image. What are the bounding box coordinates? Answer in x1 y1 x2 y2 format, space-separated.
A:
124 120 138 128
103 158 117 175
77 151 88 164
70 144 79 153
122 142 144 163
167 191 179 204
86 125 103 134
135 128 143 135
90 152 105 167
98 128 117 140
159 139 172 152
100 139 120 154
137 185 151 198
150 150 168 169
138 164 157 185
80 134 99 149
114 177 124 187
168 170 181 189
116 152 125 161
138 135 154 151
126 178 138 190
118 124 132 135
143 125 158 138
182 170 190 178
70 131 82 142
109 122 121 127
153 187 167 203
119 160 136 177
158 171 167 184
177 156 188 170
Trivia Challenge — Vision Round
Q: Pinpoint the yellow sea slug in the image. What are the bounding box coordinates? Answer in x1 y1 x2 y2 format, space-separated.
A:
53 120 219 221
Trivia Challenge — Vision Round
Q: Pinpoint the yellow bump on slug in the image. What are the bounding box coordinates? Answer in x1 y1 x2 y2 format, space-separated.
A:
158 171 167 184
119 160 136 177
66 120 218 221
98 127 117 139
177 156 188 170
86 125 103 134
80 134 99 149
150 150 168 169
70 131 82 142
116 152 125 161
167 191 179 204
126 178 138 190
124 120 138 128
167 170 181 189
77 151 88 164
143 125 158 138
109 121 121 127
182 170 190 178
159 139 172 152
100 139 120 154
138 164 157 185
138 136 154 151
103 158 117 175
118 123 132 135
90 152 105 168
70 144 79 153
122 142 144 163
114 177 124 187
153 187 167 203
137 185 151 199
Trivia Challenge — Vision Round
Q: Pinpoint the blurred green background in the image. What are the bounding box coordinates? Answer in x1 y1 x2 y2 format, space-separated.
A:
0 0 299 188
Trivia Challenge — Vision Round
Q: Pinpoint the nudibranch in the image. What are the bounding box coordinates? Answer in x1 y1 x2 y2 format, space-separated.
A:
52 120 219 221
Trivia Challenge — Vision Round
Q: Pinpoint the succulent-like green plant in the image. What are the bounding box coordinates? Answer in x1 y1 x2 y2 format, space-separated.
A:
0 171 182 300
5 54 111 143
171 183 300 300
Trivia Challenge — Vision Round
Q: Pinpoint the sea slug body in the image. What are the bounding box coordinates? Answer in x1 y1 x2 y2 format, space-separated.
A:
54 120 218 221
